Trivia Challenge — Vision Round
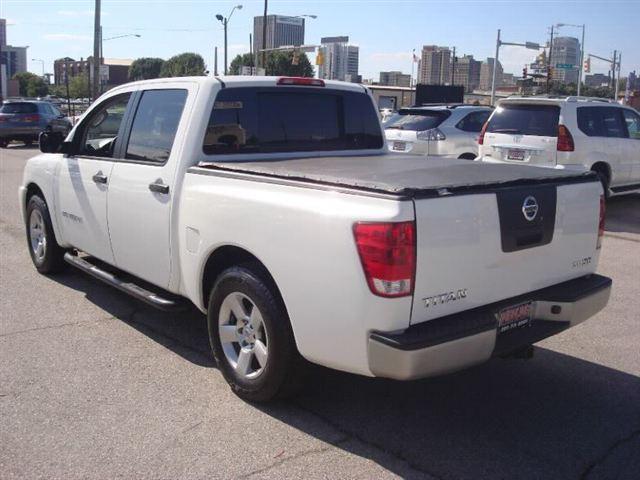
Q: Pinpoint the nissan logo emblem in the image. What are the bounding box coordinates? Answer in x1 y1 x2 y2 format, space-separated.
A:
522 196 539 221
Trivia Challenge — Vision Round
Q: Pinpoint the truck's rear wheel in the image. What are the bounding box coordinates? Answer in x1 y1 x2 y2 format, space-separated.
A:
26 195 67 274
207 264 302 402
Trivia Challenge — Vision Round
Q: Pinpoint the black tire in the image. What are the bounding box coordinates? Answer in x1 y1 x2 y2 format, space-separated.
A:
23 138 33 147
25 195 67 274
0 139 9 148
458 153 477 160
207 263 303 402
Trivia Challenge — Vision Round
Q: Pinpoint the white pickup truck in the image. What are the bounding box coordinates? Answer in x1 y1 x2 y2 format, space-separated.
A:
21 76 612 402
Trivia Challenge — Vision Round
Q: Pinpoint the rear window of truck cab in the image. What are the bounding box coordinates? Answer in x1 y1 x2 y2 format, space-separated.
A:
487 104 559 137
203 87 383 155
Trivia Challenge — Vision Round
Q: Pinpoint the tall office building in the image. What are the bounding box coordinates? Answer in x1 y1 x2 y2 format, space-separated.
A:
0 18 6 48
452 55 481 92
253 15 305 54
379 71 411 87
550 36 580 84
318 36 359 82
479 57 503 91
418 45 451 85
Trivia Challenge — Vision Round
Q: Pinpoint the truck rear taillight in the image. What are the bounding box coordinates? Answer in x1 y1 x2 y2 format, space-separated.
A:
597 194 605 250
478 121 488 145
277 77 325 87
557 124 574 152
353 221 415 298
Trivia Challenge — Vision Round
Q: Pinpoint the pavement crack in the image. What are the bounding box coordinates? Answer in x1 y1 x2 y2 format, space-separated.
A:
0 317 112 338
235 436 350 479
580 428 640 479
291 401 442 479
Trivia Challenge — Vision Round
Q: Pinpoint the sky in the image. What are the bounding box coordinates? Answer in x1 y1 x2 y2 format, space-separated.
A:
2 0 638 81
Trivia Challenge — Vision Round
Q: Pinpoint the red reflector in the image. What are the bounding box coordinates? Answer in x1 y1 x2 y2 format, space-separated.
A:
353 221 416 298
478 121 488 145
23 114 41 123
557 124 574 151
597 194 605 249
277 77 325 87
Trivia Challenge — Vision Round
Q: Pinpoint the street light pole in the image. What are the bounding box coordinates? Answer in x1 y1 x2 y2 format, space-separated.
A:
614 51 621 101
215 5 242 75
32 58 45 76
490 29 500 106
578 24 585 96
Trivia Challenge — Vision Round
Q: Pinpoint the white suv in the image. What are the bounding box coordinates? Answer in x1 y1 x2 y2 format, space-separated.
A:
384 105 492 159
477 96 640 195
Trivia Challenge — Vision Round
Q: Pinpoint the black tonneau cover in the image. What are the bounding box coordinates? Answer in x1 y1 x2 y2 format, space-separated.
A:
196 155 596 198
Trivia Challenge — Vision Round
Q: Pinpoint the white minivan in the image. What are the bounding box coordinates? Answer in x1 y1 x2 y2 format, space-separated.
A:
477 96 640 195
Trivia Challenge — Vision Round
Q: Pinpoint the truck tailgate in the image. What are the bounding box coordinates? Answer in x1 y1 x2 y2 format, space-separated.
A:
411 180 603 324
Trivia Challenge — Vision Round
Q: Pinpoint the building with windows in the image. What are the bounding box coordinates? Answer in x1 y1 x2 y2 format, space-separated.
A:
550 36 580 84
1 19 29 99
452 55 481 92
53 57 132 90
584 73 611 88
317 36 359 82
253 15 305 53
379 71 411 87
418 45 451 85
479 58 503 91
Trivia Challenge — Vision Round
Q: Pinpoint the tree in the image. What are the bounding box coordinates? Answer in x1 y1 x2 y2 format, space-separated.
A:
129 57 165 81
69 74 90 99
13 72 46 97
265 51 314 77
160 53 206 77
229 51 314 77
229 53 255 75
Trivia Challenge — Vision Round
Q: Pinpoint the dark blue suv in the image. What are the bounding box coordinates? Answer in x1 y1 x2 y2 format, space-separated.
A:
0 101 72 148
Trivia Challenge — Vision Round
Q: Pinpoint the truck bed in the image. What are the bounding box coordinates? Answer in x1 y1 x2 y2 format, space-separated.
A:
196 154 596 197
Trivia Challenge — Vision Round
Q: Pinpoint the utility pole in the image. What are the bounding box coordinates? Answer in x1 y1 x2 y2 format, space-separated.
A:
611 50 617 92
64 59 71 115
92 0 101 99
450 46 456 85
577 24 585 96
261 0 268 69
223 18 228 75
249 33 253 73
547 25 554 93
214 47 218 76
614 51 621 101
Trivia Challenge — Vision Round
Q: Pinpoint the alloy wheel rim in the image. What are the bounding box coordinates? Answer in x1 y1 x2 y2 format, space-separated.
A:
218 292 269 379
29 209 47 262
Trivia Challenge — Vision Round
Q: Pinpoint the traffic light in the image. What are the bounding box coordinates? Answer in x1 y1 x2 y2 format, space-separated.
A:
548 66 554 79
522 67 528 78
292 49 300 66
584 57 591 73
315 51 324 66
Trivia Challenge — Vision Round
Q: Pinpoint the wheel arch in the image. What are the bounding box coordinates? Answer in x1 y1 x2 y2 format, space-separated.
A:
200 245 289 321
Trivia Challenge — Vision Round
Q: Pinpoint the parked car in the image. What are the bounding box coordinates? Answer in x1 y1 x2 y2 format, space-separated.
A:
477 96 640 196
21 77 610 402
384 105 492 159
0 100 72 147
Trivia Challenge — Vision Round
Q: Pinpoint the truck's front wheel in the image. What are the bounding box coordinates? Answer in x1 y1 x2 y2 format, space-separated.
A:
26 195 67 274
207 264 302 402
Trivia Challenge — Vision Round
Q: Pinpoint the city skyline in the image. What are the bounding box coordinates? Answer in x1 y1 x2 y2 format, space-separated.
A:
2 0 638 82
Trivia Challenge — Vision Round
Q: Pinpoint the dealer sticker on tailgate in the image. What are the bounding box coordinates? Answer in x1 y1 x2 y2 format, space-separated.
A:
496 301 533 333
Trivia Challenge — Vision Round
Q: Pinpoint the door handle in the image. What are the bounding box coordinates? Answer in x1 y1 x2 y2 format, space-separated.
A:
92 172 108 184
148 181 169 195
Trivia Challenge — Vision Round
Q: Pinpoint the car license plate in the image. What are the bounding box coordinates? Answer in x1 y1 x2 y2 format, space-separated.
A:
507 148 525 161
393 141 406 151
496 301 533 333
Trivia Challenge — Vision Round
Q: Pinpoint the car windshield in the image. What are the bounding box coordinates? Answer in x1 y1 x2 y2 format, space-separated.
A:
0 102 38 114
487 104 560 137
384 110 450 131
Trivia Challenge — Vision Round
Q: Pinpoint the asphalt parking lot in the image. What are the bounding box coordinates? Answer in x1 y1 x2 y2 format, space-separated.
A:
1 145 639 480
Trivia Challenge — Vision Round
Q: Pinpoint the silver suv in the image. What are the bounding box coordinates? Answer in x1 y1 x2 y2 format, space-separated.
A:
384 105 492 159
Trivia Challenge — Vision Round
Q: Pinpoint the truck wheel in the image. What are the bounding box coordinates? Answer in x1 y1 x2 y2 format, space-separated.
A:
207 264 302 402
26 195 67 274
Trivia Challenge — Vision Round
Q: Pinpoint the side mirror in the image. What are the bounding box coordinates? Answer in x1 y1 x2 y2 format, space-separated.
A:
39 130 71 154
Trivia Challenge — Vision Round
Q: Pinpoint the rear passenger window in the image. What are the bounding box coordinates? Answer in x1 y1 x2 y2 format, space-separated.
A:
487 104 560 137
203 87 383 155
577 107 627 138
125 89 187 164
622 109 640 139
456 111 491 132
